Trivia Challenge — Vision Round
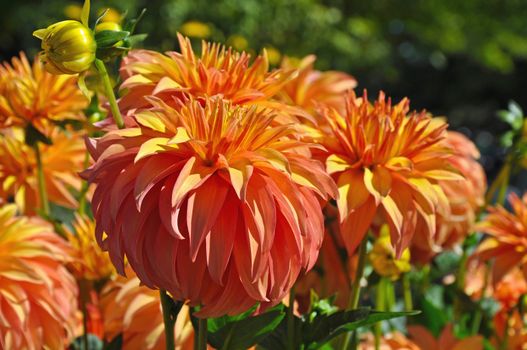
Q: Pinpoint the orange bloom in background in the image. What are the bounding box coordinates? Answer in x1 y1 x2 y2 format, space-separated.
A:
411 131 487 264
100 267 194 350
0 52 87 135
0 127 85 214
359 331 421 350
408 324 483 350
493 267 527 311
279 55 357 116
473 192 527 284
492 310 527 350
83 97 336 317
118 34 300 123
315 90 461 256
0 204 78 349
64 214 115 281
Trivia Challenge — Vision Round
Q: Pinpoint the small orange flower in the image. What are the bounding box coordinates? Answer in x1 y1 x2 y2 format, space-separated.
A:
83 97 336 317
411 131 487 263
473 192 527 284
100 267 194 350
118 34 299 123
493 267 527 311
0 127 86 214
64 214 115 281
492 310 527 349
0 52 87 135
279 55 357 115
0 204 78 349
408 324 483 350
314 91 461 256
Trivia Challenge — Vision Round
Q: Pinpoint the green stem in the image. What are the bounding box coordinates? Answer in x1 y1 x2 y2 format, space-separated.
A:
374 278 387 350
33 141 50 217
402 274 413 311
342 237 369 350
196 317 208 350
471 262 491 334
287 286 296 350
94 59 124 129
160 290 176 350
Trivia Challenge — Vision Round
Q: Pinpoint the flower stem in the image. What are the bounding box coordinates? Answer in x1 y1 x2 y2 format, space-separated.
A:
341 237 369 350
78 151 91 216
196 317 208 350
33 141 50 217
79 280 91 350
374 278 387 350
94 59 124 129
287 286 296 350
402 273 413 311
159 290 176 350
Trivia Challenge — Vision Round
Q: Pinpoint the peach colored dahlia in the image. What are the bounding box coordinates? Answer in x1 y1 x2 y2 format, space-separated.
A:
83 97 336 317
0 127 85 214
118 34 299 123
0 204 78 349
314 91 461 256
0 52 87 136
279 55 357 116
473 192 527 284
100 268 194 350
411 131 486 263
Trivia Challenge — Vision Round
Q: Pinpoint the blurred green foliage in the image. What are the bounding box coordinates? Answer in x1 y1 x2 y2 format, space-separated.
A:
1 0 527 184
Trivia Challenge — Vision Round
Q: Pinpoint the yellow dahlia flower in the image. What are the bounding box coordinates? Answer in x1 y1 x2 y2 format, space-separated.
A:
0 127 85 214
33 20 96 75
0 53 87 135
0 204 78 349
315 91 462 256
64 214 115 281
369 227 411 280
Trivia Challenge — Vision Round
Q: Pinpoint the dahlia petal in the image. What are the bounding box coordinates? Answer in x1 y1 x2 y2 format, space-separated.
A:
134 137 171 162
340 198 377 255
424 169 465 181
206 191 239 284
228 163 254 201
337 170 369 221
171 157 212 207
326 154 352 174
187 176 229 261
135 111 166 133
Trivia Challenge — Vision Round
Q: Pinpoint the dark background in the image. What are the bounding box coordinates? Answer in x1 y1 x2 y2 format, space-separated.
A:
2 0 527 189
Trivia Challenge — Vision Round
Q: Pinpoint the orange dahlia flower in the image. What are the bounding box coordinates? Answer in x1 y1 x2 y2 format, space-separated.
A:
359 332 421 350
83 97 336 317
0 52 87 135
0 127 85 214
118 34 296 120
64 214 115 281
315 91 461 256
100 268 194 350
0 204 78 349
473 192 527 284
279 55 357 115
411 131 486 263
492 310 527 350
408 324 483 350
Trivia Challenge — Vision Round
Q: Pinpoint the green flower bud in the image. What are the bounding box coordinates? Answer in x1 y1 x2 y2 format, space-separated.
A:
33 20 96 75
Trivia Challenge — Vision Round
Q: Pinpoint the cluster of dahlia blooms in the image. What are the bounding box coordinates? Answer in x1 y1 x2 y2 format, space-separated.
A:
2 4 527 347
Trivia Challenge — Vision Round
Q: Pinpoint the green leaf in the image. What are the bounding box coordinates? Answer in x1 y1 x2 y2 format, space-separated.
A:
95 30 130 48
103 334 122 350
126 34 148 48
305 309 420 349
203 306 285 350
81 0 90 27
70 334 104 350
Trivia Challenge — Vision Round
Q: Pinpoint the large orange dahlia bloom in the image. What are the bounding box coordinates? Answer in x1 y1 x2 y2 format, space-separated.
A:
83 97 336 316
0 52 87 135
64 214 115 281
118 34 296 121
0 204 78 349
411 131 486 263
0 127 85 214
279 55 357 115
359 332 421 350
314 91 461 255
473 192 527 283
100 268 194 350
408 324 483 350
